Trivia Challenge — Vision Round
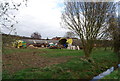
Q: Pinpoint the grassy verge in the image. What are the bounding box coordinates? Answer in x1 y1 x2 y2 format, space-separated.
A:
99 69 120 80
2 48 118 79
102 70 119 79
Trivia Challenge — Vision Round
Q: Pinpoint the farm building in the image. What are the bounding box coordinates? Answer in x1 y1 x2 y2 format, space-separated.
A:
21 38 83 49
22 39 59 44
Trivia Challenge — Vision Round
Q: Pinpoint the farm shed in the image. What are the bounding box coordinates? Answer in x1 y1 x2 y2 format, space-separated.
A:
21 39 59 47
22 39 59 44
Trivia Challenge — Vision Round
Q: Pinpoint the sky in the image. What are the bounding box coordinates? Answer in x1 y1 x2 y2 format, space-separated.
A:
15 0 69 39
1 0 119 39
2 0 68 39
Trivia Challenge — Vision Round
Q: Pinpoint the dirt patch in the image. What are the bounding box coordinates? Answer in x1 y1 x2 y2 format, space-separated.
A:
2 52 74 73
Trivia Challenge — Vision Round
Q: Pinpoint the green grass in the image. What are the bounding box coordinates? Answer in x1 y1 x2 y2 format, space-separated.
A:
38 49 84 57
102 70 119 79
3 47 84 57
3 58 94 79
3 47 119 79
91 48 118 69
99 69 120 80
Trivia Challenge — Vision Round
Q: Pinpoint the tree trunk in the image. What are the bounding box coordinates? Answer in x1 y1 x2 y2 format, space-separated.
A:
84 45 92 58
104 47 107 51
83 46 95 63
113 33 120 54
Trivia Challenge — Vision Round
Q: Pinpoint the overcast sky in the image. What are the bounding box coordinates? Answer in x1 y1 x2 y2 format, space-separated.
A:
2 0 69 39
1 0 119 39
16 0 69 39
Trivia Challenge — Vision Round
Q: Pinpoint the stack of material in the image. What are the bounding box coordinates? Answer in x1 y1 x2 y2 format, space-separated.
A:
67 39 82 50
13 40 27 48
67 44 72 49
77 46 80 50
72 46 76 50
28 45 35 48
67 45 80 50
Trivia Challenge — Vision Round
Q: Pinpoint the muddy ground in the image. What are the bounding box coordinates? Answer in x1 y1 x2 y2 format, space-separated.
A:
3 51 74 73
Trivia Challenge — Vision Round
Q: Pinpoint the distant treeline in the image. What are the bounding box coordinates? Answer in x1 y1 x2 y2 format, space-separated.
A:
2 34 43 40
2 34 45 47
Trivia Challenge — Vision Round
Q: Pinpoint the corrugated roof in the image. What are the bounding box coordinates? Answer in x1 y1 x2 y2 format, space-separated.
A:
22 39 59 44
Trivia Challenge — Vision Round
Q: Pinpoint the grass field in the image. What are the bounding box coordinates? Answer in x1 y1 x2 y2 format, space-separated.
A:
2 47 119 79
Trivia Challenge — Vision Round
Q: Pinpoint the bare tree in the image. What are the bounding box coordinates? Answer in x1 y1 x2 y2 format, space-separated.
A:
64 31 76 38
31 32 42 39
61 2 115 58
112 2 120 55
101 2 120 54
1 0 27 47
117 15 120 56
108 14 120 55
0 0 27 34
